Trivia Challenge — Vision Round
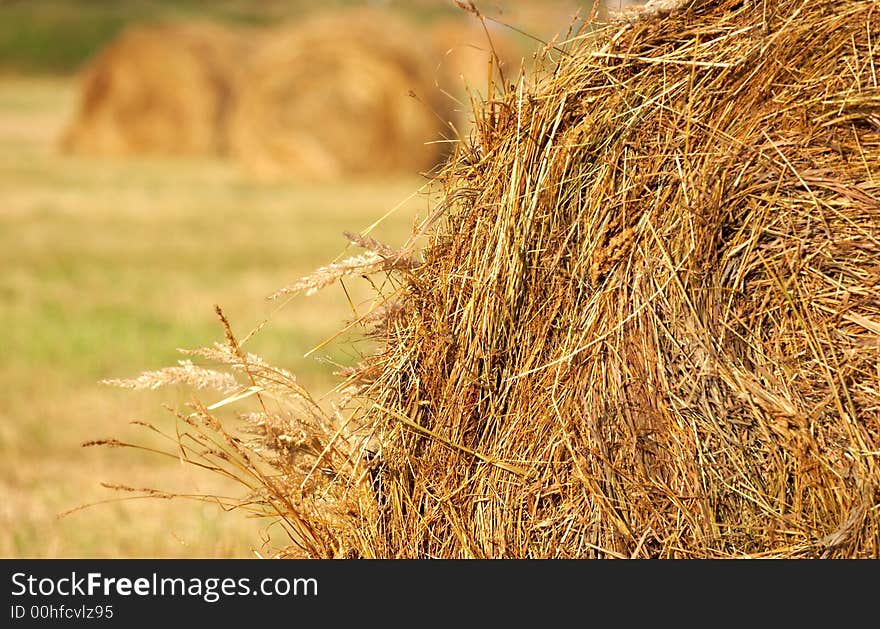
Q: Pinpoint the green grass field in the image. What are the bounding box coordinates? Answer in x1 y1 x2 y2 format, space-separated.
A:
0 76 427 557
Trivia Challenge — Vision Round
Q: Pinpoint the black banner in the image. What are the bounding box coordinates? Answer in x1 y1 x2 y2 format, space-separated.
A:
2 559 875 624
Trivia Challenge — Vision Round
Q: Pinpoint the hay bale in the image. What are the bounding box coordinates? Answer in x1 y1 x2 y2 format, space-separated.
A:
227 9 454 181
61 22 248 156
336 0 880 558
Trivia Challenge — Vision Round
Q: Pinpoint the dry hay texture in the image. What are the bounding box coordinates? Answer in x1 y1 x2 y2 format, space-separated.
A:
106 0 880 558
61 22 248 156
228 9 456 181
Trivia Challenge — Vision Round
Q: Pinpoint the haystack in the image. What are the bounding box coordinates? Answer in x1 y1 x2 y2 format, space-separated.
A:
61 22 248 156
354 0 880 558
228 9 455 181
105 0 880 558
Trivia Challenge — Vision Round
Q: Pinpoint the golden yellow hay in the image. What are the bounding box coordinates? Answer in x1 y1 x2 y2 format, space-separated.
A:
61 22 249 156
228 8 454 181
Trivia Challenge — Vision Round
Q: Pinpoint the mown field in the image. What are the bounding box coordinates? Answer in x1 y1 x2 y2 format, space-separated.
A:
0 76 424 557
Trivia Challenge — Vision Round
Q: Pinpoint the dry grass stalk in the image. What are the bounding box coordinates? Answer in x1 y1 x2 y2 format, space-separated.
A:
103 0 879 558
101 360 240 393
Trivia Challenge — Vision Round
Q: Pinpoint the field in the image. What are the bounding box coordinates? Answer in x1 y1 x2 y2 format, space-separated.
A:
0 76 423 557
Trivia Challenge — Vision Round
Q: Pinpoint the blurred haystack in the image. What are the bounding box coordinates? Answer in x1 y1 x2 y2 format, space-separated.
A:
228 9 454 181
61 22 248 156
106 0 880 558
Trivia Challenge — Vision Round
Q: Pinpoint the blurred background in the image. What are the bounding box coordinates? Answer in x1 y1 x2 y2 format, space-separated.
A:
0 0 642 557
